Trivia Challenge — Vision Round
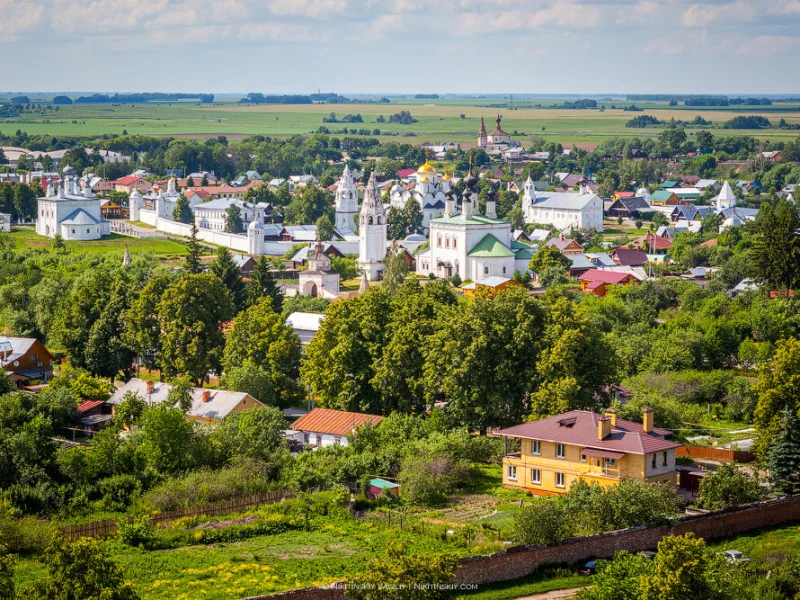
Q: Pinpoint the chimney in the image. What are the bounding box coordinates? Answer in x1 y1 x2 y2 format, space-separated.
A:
145 380 155 395
201 390 211 403
559 232 565 241
486 191 497 219
603 409 617 427
642 407 654 433
598 416 611 440
445 192 456 217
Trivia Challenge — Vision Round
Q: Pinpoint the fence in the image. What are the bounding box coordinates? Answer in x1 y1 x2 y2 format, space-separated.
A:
676 445 756 463
110 220 164 239
60 490 295 540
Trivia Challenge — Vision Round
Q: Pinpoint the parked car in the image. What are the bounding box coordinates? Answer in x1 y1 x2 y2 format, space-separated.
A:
723 550 750 565
639 551 657 560
578 560 597 575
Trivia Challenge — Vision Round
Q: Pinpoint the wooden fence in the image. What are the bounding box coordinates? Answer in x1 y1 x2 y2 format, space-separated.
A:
60 490 296 540
676 445 755 463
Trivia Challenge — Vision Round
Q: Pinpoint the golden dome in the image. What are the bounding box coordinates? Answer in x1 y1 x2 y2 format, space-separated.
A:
417 160 437 175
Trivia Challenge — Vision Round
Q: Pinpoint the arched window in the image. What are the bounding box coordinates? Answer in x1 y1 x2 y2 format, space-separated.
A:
437 234 442 248
445 236 450 249
453 237 457 249
368 216 373 225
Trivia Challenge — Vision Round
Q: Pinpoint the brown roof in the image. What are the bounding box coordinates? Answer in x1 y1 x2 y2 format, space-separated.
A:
292 408 383 436
578 269 633 284
613 248 648 266
699 238 718 248
496 410 680 455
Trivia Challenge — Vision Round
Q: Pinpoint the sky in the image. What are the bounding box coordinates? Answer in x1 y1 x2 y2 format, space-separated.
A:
2 0 799 95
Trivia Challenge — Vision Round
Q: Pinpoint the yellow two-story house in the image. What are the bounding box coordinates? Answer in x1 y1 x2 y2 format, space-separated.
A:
496 408 682 495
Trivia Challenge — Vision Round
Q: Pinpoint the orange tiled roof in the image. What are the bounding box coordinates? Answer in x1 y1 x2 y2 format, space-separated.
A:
292 408 383 436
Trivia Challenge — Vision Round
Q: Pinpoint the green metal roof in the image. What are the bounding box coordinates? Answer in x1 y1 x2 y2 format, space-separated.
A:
674 190 700 198
369 478 400 489
510 239 533 250
651 190 676 201
467 234 515 258
513 248 534 260
661 180 678 188
435 213 508 226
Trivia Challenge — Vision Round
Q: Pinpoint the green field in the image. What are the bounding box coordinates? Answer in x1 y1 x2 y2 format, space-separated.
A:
4 99 800 145
4 226 188 258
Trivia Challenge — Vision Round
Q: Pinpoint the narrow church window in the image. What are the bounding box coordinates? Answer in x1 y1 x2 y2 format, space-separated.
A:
437 234 442 248
445 237 450 249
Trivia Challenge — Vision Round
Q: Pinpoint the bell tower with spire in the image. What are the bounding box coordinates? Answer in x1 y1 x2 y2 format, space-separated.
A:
477 117 487 148
334 164 358 233
358 169 387 281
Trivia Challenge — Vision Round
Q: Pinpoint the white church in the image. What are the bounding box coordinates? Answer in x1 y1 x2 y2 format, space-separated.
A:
477 115 520 155
333 164 359 234
36 177 111 240
358 170 388 281
389 160 450 232
415 172 531 281
520 176 604 232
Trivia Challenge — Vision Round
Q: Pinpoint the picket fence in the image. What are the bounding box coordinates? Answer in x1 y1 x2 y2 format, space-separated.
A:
60 490 296 540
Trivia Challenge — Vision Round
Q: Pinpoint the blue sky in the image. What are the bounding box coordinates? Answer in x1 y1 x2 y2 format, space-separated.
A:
2 0 799 95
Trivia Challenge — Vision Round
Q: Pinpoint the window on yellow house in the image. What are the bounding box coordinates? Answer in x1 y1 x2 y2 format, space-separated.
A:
531 440 541 455
531 469 541 484
556 443 565 458
651 454 657 469
507 465 517 481
555 472 565 488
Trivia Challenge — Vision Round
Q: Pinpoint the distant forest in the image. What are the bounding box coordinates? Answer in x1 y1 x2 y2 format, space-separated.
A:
240 93 351 104
626 94 775 106
75 93 215 104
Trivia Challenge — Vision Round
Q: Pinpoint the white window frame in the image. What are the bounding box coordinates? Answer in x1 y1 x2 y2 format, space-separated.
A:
531 468 541 484
555 472 565 488
580 453 587 463
531 440 541 455
507 465 517 481
556 443 565 459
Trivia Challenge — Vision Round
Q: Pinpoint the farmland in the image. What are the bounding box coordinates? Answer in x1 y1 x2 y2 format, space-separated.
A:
3 97 800 146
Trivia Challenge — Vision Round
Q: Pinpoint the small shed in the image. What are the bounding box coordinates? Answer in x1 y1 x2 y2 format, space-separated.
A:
367 478 400 499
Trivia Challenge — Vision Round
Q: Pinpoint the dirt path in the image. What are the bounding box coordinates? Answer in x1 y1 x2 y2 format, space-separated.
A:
514 587 587 600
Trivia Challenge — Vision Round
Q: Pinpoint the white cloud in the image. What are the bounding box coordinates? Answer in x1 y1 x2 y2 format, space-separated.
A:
682 1 758 27
739 34 794 55
0 0 45 42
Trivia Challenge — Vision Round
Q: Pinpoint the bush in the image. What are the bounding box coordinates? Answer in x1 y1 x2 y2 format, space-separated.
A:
514 497 567 545
696 463 765 509
98 475 141 511
0 505 53 554
116 515 154 547
141 458 273 512
398 454 472 505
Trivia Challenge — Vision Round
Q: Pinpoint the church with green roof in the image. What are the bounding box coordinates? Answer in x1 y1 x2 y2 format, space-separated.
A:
415 172 533 281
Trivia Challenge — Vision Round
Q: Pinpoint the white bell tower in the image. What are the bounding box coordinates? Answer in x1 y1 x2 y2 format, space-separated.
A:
358 170 387 281
334 164 358 233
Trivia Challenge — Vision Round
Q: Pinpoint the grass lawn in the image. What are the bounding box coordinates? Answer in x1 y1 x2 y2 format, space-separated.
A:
4 226 188 257
15 518 464 600
706 522 800 564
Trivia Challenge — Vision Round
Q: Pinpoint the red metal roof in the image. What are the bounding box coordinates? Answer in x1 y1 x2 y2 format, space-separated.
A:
396 168 415 179
78 399 105 413
292 408 383 436
114 175 144 186
578 269 633 284
613 248 648 266
496 410 680 455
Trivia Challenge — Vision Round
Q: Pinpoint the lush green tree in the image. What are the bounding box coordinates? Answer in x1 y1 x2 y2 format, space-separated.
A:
246 256 282 311
27 537 139 600
639 533 736 600
171 193 193 224
84 274 134 381
137 404 196 474
13 184 36 221
530 299 617 417
754 339 800 457
166 377 194 413
302 287 392 413
315 214 334 241
0 368 11 397
766 405 800 495
697 462 764 509
222 298 303 407
749 199 800 292
397 453 472 505
425 287 545 432
210 246 246 310
57 269 113 369
113 391 146 429
576 552 654 600
183 222 203 274
514 497 568 545
381 246 409 296
48 365 113 400
372 280 457 414
224 203 243 233
344 541 458 600
529 244 571 277
123 274 172 372
157 273 233 385
214 405 288 463
285 184 330 224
